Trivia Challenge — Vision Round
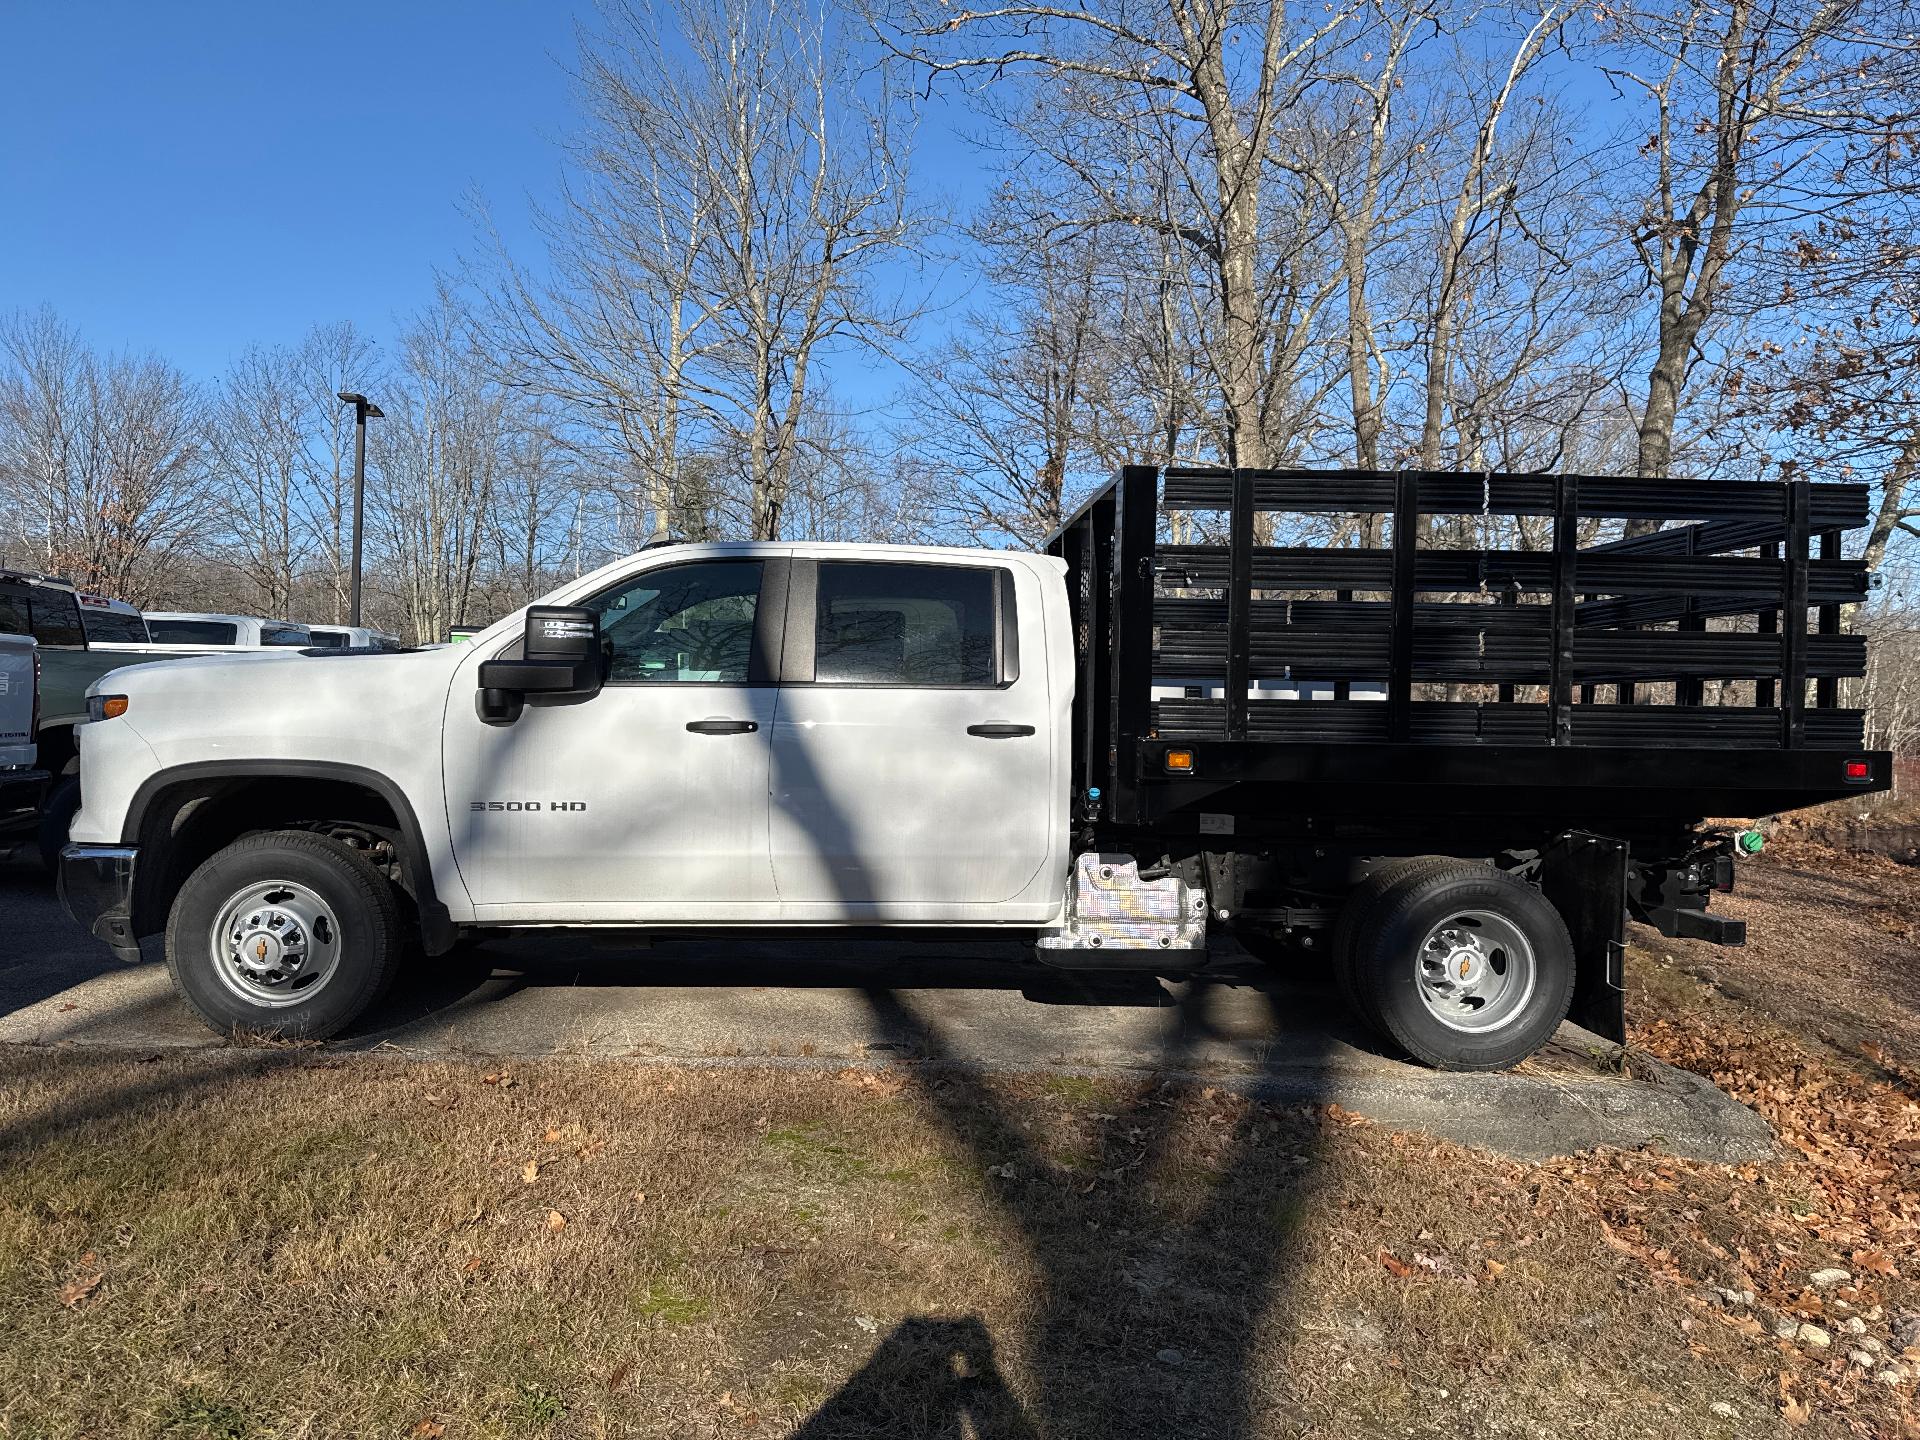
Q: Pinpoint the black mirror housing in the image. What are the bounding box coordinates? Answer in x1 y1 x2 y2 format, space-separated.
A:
477 605 605 699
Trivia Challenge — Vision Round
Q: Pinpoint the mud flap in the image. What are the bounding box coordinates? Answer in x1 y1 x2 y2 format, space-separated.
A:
1537 832 1628 1045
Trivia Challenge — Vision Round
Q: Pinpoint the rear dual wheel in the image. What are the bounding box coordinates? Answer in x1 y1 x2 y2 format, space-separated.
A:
1337 860 1574 1071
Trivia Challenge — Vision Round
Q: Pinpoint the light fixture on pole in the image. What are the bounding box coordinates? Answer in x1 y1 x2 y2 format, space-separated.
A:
336 392 383 627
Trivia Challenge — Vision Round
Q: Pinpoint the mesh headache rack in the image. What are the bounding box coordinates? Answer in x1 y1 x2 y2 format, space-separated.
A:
1045 466 1888 830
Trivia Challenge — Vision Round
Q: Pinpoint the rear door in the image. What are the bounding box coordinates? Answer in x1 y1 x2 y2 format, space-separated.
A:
768 556 1056 921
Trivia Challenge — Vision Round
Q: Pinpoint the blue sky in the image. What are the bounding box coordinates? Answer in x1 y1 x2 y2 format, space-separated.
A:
0 0 987 405
2 0 579 376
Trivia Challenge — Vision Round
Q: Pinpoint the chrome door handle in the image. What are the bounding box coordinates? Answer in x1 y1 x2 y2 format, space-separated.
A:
686 718 758 735
967 723 1035 738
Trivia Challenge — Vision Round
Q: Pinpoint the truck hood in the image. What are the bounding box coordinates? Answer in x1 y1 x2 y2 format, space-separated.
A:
82 646 310 697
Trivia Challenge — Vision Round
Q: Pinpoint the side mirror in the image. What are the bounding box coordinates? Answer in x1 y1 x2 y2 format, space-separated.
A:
476 606 605 723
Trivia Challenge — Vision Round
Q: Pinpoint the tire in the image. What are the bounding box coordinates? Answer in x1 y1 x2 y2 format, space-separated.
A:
165 830 406 1040
1337 860 1574 1071
37 775 81 876
1330 857 1460 1030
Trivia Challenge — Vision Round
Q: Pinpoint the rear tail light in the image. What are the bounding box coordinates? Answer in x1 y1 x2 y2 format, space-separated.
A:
1844 758 1872 783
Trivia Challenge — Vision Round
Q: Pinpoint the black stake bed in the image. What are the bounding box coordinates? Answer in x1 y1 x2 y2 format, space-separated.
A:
1046 466 1892 833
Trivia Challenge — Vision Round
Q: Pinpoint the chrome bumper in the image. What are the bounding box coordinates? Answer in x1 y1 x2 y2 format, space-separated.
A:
57 843 141 963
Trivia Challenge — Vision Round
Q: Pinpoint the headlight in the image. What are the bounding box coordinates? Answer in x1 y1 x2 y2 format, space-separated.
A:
86 694 128 722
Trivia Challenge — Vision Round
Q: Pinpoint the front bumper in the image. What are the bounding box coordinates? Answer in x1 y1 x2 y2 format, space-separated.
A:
57 843 141 963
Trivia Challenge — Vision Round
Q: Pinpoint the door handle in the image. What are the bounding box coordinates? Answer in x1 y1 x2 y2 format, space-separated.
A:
967 723 1035 738
686 718 759 735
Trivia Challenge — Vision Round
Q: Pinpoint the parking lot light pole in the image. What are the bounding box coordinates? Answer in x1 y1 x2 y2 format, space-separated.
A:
336 392 383 627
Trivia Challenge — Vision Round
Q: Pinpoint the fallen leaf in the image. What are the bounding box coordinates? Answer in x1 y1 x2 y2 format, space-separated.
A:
1379 1250 1414 1279
544 1128 563 1144
1852 1249 1897 1276
1483 1259 1507 1278
461 1256 484 1273
606 1360 633 1393
547 1210 567 1232
411 1420 446 1438
522 1160 541 1184
58 1272 103 1308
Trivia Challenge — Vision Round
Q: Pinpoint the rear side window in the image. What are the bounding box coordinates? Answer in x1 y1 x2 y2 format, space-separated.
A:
308 629 349 648
150 619 237 645
82 610 149 643
28 589 84 647
812 562 1000 687
261 624 312 647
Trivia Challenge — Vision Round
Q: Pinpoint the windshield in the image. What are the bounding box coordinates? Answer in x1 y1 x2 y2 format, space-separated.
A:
149 619 237 645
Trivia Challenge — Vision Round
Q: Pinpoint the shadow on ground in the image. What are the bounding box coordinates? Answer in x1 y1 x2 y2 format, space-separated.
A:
786 985 1332 1438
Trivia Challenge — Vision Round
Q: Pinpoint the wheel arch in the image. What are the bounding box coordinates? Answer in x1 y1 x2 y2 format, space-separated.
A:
123 760 455 953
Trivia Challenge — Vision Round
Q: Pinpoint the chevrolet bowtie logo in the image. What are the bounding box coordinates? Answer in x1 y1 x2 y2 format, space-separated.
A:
256 939 269 961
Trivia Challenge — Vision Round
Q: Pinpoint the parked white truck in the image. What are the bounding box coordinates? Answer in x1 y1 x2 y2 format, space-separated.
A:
58 466 1892 1068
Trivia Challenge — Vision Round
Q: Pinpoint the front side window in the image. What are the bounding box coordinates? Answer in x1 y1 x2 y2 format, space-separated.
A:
813 562 999 686
588 560 762 684
28 589 84 648
150 619 237 645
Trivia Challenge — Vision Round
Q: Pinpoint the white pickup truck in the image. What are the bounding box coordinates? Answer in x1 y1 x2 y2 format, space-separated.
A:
58 466 1890 1069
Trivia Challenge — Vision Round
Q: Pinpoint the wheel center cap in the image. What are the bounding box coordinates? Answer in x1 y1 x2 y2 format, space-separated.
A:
238 928 288 975
1446 945 1484 987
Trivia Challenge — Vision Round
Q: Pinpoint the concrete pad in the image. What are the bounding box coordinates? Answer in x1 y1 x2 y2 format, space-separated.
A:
0 853 1771 1162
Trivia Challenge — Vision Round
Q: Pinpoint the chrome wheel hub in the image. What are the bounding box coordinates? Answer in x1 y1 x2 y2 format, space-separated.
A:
210 881 342 1008
1416 910 1536 1035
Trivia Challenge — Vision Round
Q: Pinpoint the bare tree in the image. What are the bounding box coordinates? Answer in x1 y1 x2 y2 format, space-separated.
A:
871 0 1361 470
478 0 921 545
1601 0 1920 522
371 293 514 644
0 308 207 603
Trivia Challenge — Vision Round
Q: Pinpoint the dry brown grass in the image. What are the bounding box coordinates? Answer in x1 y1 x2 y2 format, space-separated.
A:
3 1022 1909 1440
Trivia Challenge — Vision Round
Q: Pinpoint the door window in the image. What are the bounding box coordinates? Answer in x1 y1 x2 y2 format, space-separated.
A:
588 560 764 684
0 588 28 639
812 562 1000 687
28 588 84 648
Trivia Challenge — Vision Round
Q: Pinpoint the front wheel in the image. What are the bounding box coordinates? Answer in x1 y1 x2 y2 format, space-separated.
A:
165 830 405 1040
1337 861 1574 1071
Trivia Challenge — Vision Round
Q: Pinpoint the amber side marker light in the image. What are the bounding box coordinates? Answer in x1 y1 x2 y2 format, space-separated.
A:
88 694 128 722
1164 749 1194 774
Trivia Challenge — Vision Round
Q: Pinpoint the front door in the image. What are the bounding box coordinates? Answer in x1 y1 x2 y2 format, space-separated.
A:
768 557 1056 921
445 556 784 921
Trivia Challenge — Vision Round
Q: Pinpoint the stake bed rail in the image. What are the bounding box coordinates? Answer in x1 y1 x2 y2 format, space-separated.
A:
1046 466 1892 834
